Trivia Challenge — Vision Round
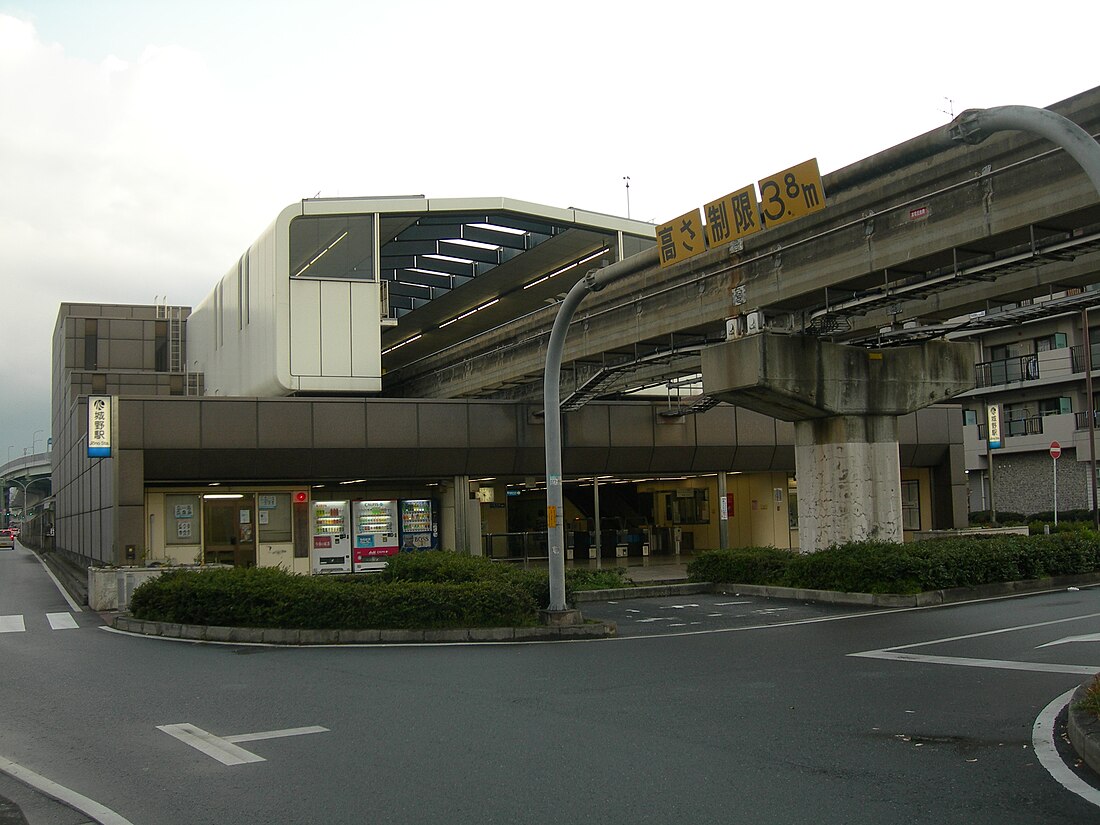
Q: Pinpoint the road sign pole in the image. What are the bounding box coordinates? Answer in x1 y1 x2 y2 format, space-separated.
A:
1050 441 1062 526
1049 441 1062 526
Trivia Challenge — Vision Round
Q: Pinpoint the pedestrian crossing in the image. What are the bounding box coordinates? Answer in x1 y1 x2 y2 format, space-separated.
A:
0 612 83 633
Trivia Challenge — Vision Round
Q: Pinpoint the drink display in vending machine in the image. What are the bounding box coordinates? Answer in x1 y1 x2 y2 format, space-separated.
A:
311 500 351 574
353 500 399 572
400 499 438 551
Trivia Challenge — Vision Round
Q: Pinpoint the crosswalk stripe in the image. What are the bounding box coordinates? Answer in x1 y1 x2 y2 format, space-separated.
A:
47 612 79 630
0 615 26 633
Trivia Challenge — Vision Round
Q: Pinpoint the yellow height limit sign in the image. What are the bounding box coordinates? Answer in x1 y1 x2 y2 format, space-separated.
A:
758 158 825 229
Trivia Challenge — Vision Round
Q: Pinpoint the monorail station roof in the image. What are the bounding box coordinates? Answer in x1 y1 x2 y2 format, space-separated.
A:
290 197 656 371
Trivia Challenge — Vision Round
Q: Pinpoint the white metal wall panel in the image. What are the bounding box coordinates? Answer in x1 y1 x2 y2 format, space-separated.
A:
290 279 322 376
350 282 382 378
320 281 352 377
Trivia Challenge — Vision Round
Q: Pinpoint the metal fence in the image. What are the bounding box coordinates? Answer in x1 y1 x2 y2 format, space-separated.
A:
483 532 549 568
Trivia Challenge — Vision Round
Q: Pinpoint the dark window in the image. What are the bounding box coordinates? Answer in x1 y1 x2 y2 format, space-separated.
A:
154 320 168 372
84 319 98 370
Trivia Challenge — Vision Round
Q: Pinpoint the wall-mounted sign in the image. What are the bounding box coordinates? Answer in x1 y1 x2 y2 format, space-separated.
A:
987 404 1002 450
758 158 826 229
705 185 763 246
656 208 707 269
657 158 827 270
88 395 112 458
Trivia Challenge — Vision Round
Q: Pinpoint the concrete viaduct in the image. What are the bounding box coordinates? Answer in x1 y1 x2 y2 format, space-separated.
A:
381 87 1100 551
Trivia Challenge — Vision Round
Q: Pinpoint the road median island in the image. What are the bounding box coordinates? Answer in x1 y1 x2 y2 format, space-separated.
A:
111 614 615 644
1068 677 1100 778
119 553 621 644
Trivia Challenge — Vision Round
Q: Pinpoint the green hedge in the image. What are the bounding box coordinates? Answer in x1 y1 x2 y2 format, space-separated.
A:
687 533 1100 594
130 565 538 629
129 552 634 629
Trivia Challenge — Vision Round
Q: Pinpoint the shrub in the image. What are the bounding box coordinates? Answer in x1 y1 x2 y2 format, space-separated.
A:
686 532 1100 594
129 565 538 629
687 546 796 584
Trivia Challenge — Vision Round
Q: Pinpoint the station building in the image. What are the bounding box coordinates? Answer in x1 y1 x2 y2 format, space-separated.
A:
51 196 966 573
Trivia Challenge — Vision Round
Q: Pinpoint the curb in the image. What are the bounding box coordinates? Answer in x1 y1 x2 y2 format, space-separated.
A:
572 582 709 603
111 614 617 644
574 572 1100 606
1068 681 1100 778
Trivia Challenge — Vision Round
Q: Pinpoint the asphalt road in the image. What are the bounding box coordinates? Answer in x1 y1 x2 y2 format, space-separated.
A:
3 543 1100 825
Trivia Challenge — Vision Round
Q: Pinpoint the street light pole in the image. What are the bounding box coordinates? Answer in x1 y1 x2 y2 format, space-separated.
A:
32 429 44 454
543 247 659 612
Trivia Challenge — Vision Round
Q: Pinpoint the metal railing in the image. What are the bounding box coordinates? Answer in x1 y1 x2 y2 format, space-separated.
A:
483 532 549 568
1070 344 1100 373
974 415 1046 439
1076 410 1100 430
974 354 1039 387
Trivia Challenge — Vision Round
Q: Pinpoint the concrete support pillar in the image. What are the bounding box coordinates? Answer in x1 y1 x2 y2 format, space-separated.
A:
702 333 978 552
794 415 902 552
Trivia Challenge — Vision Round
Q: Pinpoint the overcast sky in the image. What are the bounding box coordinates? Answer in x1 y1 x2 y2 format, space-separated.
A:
0 0 1096 461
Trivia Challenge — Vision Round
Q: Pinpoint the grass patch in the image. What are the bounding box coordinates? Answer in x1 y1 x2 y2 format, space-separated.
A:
1075 674 1100 721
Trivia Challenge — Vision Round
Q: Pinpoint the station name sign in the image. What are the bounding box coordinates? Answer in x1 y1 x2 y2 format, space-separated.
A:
656 158 826 269
88 395 112 458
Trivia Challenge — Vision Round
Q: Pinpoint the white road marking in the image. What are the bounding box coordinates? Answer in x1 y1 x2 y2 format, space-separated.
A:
1033 688 1100 808
223 726 329 744
850 611 1100 674
47 612 79 630
714 601 752 606
158 723 329 765
158 723 265 765
0 753 135 825
635 617 675 623
1038 632 1100 648
0 615 25 633
660 604 700 610
31 548 83 612
850 650 1098 675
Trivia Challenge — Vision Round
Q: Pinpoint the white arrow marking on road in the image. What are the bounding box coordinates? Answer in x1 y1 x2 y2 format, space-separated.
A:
157 723 329 765
1036 632 1100 648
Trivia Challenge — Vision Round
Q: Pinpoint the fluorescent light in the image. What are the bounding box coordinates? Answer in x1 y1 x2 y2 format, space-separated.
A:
445 238 501 251
523 248 608 290
424 254 475 264
381 334 422 356
466 222 527 235
203 494 243 499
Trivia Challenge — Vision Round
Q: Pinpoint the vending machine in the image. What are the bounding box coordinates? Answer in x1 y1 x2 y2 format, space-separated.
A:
353 500 400 572
400 499 438 550
311 500 351 574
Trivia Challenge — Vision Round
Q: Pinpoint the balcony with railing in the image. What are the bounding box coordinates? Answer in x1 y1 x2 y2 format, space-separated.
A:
1070 343 1100 373
974 354 1040 388
965 412 1078 462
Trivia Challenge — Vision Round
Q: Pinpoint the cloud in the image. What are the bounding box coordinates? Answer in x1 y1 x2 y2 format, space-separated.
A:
0 14 263 453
